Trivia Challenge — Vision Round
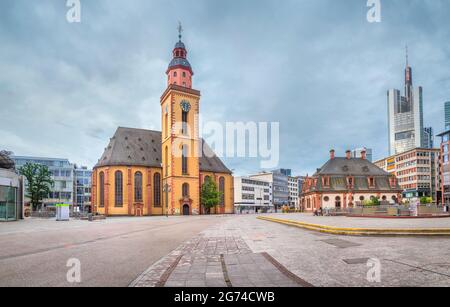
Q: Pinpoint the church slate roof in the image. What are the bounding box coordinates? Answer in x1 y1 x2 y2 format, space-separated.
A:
168 58 192 71
95 127 232 174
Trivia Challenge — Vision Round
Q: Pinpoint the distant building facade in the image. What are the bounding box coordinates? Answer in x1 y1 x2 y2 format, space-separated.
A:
288 176 299 209
437 129 450 207
301 150 402 212
74 166 92 212
445 101 450 129
0 152 24 221
250 170 289 211
12 156 75 208
387 55 425 155
374 148 440 201
234 177 273 214
423 127 434 149
352 148 373 162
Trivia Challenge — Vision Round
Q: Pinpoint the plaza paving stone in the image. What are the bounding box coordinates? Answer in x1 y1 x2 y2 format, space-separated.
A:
132 214 450 287
131 225 307 287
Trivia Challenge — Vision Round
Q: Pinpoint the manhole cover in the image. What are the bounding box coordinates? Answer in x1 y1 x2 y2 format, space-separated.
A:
321 239 361 249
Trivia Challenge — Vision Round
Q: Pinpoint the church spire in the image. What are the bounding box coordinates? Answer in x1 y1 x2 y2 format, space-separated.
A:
166 23 193 88
178 21 183 42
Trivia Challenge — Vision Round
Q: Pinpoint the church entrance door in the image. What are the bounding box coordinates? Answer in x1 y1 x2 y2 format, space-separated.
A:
183 204 190 216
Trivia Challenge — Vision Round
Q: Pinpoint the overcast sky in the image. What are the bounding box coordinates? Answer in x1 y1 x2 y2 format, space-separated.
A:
1 0 449 176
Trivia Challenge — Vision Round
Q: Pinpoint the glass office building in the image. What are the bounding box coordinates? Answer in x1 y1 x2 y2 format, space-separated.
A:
445 101 450 129
74 166 92 212
12 156 74 207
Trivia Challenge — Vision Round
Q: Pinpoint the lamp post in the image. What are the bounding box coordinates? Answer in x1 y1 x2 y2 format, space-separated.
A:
163 182 171 218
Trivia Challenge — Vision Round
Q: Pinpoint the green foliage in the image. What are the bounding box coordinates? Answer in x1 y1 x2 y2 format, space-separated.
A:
420 197 432 205
370 196 380 206
200 177 221 213
363 196 381 207
19 163 54 211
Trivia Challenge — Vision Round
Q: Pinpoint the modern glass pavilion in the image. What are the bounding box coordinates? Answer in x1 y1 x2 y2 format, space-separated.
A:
0 152 23 221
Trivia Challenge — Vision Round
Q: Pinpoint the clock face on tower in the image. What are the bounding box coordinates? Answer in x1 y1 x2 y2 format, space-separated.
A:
180 100 191 112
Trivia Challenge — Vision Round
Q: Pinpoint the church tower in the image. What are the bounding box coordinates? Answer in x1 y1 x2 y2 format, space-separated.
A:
160 24 201 215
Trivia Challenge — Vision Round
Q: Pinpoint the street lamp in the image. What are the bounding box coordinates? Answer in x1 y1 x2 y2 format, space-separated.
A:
163 182 171 218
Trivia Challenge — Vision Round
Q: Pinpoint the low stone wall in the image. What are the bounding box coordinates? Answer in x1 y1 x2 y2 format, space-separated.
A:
347 205 446 217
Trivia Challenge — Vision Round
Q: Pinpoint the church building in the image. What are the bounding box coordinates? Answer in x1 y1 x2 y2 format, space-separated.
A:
91 28 234 216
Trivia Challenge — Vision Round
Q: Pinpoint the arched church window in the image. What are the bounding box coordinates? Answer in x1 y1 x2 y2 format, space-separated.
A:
165 113 169 138
182 145 188 175
115 171 123 207
99 172 105 208
164 146 169 176
219 177 225 206
134 172 143 202
154 173 161 207
182 183 189 198
182 110 188 135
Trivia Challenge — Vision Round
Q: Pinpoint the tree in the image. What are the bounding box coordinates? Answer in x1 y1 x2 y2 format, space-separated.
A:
370 196 381 206
19 163 54 211
200 177 221 214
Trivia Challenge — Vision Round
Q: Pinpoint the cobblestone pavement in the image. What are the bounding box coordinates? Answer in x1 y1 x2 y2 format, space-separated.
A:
131 231 308 287
132 215 450 287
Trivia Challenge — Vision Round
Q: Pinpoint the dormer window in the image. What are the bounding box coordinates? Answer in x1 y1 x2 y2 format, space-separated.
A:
368 177 375 188
322 176 330 187
389 177 397 188
347 176 354 187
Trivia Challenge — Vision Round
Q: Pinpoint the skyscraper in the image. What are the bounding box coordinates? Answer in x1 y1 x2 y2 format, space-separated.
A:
445 101 450 129
423 127 434 149
387 48 424 155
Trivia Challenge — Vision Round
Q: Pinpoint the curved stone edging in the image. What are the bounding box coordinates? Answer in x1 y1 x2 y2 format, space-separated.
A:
257 216 450 237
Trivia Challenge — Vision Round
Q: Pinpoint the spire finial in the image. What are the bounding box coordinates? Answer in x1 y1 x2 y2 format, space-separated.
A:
405 44 409 67
177 21 183 41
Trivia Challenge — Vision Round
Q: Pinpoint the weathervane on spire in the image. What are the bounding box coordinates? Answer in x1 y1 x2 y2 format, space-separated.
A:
177 21 183 41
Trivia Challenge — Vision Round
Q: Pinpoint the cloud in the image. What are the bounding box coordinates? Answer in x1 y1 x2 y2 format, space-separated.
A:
0 0 449 176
